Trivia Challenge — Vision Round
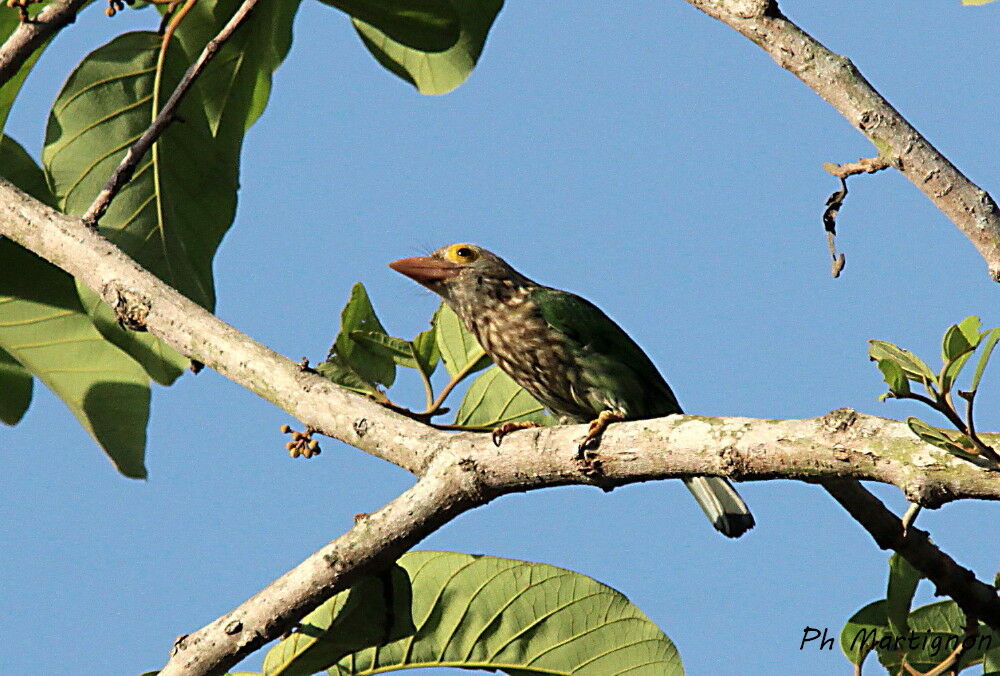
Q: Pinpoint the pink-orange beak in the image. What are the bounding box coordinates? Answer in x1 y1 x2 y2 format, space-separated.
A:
388 256 462 285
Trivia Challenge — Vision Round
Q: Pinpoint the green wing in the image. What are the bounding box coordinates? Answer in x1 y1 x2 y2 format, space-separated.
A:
531 287 681 418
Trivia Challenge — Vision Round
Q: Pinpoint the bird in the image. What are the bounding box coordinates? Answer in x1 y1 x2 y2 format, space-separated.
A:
389 242 754 538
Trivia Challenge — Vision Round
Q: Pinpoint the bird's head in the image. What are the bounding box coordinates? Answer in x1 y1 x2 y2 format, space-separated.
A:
389 243 526 302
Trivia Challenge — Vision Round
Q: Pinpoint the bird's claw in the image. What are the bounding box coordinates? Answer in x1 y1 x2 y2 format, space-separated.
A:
491 421 542 446
577 410 624 457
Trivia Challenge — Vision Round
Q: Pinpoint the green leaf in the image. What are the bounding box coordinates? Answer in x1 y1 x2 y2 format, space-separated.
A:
454 366 552 428
320 0 460 52
906 417 984 466
962 0 996 5
349 330 417 366
840 600 889 665
42 32 214 382
957 316 982 345
433 302 491 378
868 340 936 384
984 644 1000 673
970 327 1000 393
263 566 414 676
169 0 302 137
350 327 442 379
940 350 974 395
877 358 909 397
907 417 956 448
412 325 439 376
880 601 999 673
941 320 978 363
263 551 683 676
44 31 226 306
886 553 921 637
0 347 32 425
0 236 151 477
327 283 395 387
0 135 54 206
315 354 378 396
349 0 503 95
0 135 150 477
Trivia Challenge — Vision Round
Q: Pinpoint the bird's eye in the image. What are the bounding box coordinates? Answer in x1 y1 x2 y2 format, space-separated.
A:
446 244 479 263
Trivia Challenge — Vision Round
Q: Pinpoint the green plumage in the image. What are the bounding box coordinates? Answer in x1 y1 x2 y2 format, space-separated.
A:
390 243 755 538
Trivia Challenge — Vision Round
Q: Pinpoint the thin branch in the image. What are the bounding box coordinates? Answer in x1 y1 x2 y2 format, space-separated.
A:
684 0 1000 281
824 479 1000 633
5 181 1000 673
0 0 88 87
78 0 264 229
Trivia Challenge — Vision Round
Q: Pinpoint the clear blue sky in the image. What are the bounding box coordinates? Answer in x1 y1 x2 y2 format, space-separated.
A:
3 1 998 674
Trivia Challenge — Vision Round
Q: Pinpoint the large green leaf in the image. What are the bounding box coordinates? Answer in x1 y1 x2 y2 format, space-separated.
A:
43 31 223 303
263 551 683 676
320 0 460 52
454 365 551 428
44 0 299 383
348 0 503 95
433 302 490 378
42 32 205 383
0 346 31 425
0 137 150 477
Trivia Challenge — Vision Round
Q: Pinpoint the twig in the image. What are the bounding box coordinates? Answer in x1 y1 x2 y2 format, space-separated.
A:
0 0 88 87
823 176 848 278
685 0 1000 281
78 0 265 229
900 502 921 537
821 156 893 278
823 479 1000 633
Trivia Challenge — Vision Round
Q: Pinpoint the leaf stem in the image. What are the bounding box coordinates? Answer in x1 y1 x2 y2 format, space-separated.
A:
410 344 436 411
417 354 485 417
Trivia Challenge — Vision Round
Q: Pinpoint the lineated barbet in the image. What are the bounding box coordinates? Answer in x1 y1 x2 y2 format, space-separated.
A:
389 243 754 538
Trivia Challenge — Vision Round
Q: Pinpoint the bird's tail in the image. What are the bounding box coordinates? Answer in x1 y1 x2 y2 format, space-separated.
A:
682 476 755 538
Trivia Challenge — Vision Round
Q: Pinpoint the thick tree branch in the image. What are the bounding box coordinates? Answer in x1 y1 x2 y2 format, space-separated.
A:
4 179 1000 672
824 479 1000 634
0 0 88 87
684 0 1000 280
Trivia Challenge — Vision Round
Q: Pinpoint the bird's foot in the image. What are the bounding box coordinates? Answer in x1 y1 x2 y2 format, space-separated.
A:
577 410 624 457
492 420 542 446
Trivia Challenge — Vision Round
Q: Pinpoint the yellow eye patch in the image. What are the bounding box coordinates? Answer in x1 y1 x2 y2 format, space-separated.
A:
444 243 479 263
